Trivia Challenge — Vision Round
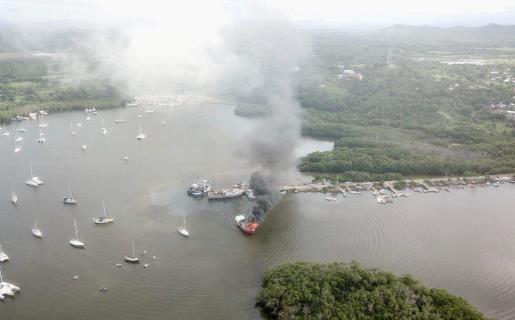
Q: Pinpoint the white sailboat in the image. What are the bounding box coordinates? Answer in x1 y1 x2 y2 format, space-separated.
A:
25 163 42 187
70 122 76 136
86 115 91 121
37 128 46 143
0 268 21 300
100 119 107 135
93 200 114 224
124 241 140 263
63 186 77 205
136 121 146 140
14 130 23 142
123 153 129 161
0 245 9 262
70 218 85 249
178 213 190 238
11 190 17 204
32 215 43 238
14 137 21 153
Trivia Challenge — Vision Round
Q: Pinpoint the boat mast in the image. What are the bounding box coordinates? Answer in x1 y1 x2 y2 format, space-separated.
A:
74 219 79 240
103 200 107 217
132 241 135 257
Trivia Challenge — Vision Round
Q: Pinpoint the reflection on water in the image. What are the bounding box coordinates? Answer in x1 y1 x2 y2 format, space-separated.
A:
0 104 514 319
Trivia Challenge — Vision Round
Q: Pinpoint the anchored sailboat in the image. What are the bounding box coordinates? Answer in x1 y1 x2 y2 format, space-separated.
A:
93 200 114 224
100 119 107 135
70 122 76 136
32 215 43 238
63 186 77 205
10 189 17 204
136 121 146 140
70 218 85 249
178 213 190 238
124 241 140 263
25 163 43 187
0 245 9 262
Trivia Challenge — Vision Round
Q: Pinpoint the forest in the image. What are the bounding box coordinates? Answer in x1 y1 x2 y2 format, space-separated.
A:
257 261 485 320
296 26 515 180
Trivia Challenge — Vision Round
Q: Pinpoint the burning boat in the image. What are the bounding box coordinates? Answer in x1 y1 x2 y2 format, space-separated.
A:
234 215 260 235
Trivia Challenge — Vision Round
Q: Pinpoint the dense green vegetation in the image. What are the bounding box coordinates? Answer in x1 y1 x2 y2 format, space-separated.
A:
0 54 123 121
257 261 486 320
295 26 515 179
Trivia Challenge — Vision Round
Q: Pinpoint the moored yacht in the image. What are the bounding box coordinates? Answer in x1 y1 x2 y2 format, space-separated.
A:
70 218 85 249
93 200 114 224
0 245 9 262
32 217 43 238
136 121 146 140
124 241 140 263
63 187 77 205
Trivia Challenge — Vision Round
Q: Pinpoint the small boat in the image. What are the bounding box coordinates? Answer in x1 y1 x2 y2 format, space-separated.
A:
14 131 23 142
76 122 82 127
82 144 87 151
376 196 387 204
69 218 85 249
136 121 146 140
123 153 129 161
2 132 10 136
246 189 256 200
235 215 260 235
124 241 140 263
100 120 107 135
93 200 114 224
25 164 42 187
0 244 9 262
17 128 27 132
70 122 76 136
86 115 91 121
37 135 46 143
160 121 166 125
73 275 79 280
11 190 17 204
143 110 154 113
63 187 77 205
349 191 361 195
32 216 43 238
115 263 122 267
0 269 20 300
178 213 190 238
325 197 337 202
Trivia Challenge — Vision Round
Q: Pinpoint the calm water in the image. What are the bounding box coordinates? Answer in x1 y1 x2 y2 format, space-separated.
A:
0 103 514 320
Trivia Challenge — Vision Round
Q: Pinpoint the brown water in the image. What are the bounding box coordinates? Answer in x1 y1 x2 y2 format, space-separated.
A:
0 103 514 319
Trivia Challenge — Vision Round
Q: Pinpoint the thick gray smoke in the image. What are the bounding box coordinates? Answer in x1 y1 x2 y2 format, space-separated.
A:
229 21 309 222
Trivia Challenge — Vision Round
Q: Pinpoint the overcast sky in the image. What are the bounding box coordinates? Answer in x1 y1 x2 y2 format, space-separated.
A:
1 0 515 27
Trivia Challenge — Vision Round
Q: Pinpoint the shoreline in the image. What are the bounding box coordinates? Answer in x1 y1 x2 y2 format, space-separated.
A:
281 173 515 194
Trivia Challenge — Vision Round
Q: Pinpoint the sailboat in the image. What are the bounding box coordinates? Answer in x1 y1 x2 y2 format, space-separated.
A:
70 122 76 136
123 153 129 161
86 115 91 121
124 241 140 263
93 200 114 224
26 163 43 186
63 187 77 205
32 215 43 238
100 119 107 135
37 128 46 143
69 218 85 249
11 190 17 204
178 213 190 237
0 267 21 300
136 121 146 140
0 245 9 262
82 144 87 151
14 136 21 153
14 131 23 142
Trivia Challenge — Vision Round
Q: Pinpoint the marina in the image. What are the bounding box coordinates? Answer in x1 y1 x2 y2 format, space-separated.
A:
0 103 514 319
